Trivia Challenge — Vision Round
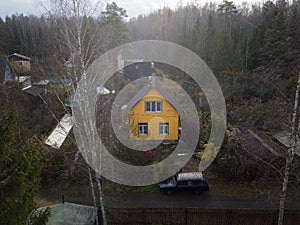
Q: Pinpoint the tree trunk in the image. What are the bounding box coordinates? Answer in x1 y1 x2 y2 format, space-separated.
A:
277 72 300 225
97 174 107 225
278 156 293 225
88 167 99 225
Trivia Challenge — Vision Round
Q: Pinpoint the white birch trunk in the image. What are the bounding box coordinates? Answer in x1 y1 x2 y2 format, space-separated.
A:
88 167 99 225
277 72 300 225
97 174 108 225
47 1 108 224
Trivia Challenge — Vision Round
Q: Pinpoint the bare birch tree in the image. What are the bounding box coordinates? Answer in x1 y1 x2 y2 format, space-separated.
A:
42 0 108 224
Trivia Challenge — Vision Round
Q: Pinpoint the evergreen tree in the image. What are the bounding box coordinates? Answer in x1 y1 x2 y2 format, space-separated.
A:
247 1 276 69
0 110 46 225
191 15 203 58
178 16 192 49
203 13 215 67
286 0 300 62
261 0 288 65
100 2 128 50
212 28 235 74
0 18 8 54
218 0 238 39
218 0 238 14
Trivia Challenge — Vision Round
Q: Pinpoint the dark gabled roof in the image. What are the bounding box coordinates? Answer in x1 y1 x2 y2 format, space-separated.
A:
239 129 284 159
123 61 153 81
125 77 183 116
23 86 45 97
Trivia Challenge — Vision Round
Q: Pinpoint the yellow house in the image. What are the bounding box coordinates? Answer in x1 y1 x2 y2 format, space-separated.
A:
7 53 31 73
125 77 182 143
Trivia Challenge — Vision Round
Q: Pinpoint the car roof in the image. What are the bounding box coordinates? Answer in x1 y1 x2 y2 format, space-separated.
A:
177 172 204 181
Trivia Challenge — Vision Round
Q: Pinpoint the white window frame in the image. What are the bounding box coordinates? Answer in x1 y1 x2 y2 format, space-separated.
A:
159 123 169 136
138 123 148 136
145 101 162 112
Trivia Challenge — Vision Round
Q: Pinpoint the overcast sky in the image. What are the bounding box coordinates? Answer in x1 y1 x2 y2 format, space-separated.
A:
0 0 264 19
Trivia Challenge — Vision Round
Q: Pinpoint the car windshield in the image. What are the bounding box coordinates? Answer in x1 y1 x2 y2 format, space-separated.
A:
161 176 176 185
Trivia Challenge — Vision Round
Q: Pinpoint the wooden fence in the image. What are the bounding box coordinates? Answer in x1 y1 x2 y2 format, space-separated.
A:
106 208 300 225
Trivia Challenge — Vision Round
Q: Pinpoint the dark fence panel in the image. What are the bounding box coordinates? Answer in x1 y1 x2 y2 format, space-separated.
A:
107 208 300 225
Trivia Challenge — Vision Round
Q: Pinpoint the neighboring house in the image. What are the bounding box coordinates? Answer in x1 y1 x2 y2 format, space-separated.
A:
1 53 40 93
7 53 31 73
118 48 153 81
123 60 153 81
0 55 32 90
2 53 49 94
125 76 182 143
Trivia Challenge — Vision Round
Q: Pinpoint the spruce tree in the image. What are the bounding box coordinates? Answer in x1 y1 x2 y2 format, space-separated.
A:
203 13 215 67
0 110 45 225
261 0 288 65
99 2 128 49
212 28 235 74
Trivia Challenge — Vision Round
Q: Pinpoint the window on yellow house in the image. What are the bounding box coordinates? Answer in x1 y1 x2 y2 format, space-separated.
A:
159 123 169 136
138 123 148 136
145 101 162 112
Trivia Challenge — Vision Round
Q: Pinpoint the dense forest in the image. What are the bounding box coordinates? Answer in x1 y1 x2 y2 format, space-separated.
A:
127 0 300 131
0 0 299 129
1 0 300 224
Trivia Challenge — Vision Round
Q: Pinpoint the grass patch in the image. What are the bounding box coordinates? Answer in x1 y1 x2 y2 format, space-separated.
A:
102 177 159 194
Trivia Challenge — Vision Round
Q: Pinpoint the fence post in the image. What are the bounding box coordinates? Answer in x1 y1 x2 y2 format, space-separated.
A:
185 208 188 225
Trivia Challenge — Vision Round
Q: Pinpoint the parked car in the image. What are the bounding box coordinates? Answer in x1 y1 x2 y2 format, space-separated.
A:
159 172 209 195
